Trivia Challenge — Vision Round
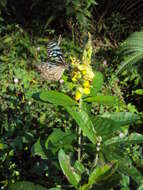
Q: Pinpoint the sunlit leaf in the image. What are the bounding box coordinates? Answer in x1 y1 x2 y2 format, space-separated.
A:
39 91 77 106
66 106 97 144
31 138 47 159
74 161 85 175
104 133 143 147
84 95 118 105
116 31 143 74
45 129 75 153
0 143 4 150
58 149 81 189
88 162 118 187
101 112 140 125
135 89 143 95
90 71 104 96
92 117 121 140
120 165 143 185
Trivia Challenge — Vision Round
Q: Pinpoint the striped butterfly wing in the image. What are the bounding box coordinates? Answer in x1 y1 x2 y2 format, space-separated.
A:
36 41 67 81
36 61 66 81
47 41 66 66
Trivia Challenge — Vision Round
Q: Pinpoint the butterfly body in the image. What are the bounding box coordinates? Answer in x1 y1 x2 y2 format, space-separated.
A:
36 41 67 81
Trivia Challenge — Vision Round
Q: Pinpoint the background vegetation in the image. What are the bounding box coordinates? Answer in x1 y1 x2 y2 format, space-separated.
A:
0 0 143 189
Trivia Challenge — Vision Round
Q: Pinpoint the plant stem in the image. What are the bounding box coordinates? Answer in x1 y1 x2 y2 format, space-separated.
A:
78 127 82 161
93 153 99 167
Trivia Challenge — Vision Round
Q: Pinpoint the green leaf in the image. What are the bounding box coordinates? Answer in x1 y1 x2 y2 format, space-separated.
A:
31 138 47 159
0 0 7 7
88 162 118 187
120 165 143 185
120 174 130 189
104 136 128 147
92 117 121 140
0 143 4 150
93 173 121 190
102 145 132 166
84 95 118 105
80 174 121 190
90 72 104 96
45 129 75 153
74 161 85 175
138 184 143 190
101 112 140 125
58 149 81 189
128 133 143 144
79 184 90 190
66 106 97 144
116 31 143 75
3 36 12 44
104 133 143 147
39 91 77 107
8 181 48 190
135 89 143 95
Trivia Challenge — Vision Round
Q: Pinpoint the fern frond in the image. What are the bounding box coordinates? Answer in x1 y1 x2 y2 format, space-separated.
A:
116 31 143 75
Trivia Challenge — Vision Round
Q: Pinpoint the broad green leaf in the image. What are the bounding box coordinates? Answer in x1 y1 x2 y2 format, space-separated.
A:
119 165 143 185
90 72 104 96
39 91 77 107
80 172 121 190
101 112 140 125
58 149 81 189
8 181 48 190
120 174 130 190
31 138 47 159
119 187 130 190
135 89 143 95
92 117 121 140
79 184 90 190
102 145 132 166
93 173 121 190
88 162 118 186
74 161 85 175
116 31 143 75
0 143 4 150
104 136 128 147
129 133 143 144
104 133 143 147
84 95 118 105
45 129 75 153
138 184 143 190
3 36 12 44
49 188 61 190
66 106 97 144
0 0 7 7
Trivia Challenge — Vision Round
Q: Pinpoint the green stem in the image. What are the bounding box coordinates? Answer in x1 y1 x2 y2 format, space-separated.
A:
78 127 82 161
77 99 82 161
93 153 99 167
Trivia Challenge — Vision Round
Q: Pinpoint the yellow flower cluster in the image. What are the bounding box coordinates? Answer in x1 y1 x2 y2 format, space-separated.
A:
70 33 94 101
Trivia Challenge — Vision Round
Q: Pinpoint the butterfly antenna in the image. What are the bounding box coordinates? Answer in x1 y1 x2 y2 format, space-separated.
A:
58 34 62 45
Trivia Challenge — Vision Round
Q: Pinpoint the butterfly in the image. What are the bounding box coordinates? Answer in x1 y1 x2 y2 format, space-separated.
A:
36 41 68 81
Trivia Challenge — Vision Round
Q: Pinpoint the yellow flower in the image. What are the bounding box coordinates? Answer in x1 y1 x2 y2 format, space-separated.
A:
70 56 80 66
72 75 77 82
72 72 81 82
82 70 87 75
83 67 94 81
83 81 90 88
75 91 82 101
83 88 90 95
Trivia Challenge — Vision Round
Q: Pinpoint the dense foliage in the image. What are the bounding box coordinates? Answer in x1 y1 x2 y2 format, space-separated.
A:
0 1 143 190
